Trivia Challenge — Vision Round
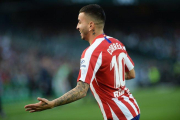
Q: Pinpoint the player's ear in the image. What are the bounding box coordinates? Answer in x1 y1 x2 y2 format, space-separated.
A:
89 21 94 31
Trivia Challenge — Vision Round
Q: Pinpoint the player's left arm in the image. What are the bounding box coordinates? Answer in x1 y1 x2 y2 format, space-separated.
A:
125 68 135 80
24 81 89 113
124 51 135 80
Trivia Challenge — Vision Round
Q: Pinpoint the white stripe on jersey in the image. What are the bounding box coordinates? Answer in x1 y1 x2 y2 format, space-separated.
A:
129 94 140 113
90 52 102 82
79 38 104 82
123 46 126 50
94 77 99 86
125 54 134 71
106 36 112 39
112 98 134 120
91 83 107 120
107 103 119 120
90 52 107 120
122 96 138 115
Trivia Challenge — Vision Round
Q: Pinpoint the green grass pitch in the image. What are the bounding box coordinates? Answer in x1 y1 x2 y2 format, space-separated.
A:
2 87 180 120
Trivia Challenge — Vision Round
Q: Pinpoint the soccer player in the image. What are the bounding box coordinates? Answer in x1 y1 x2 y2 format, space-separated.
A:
24 4 140 120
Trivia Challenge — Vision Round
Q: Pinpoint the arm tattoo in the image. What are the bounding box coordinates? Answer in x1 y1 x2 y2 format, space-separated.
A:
53 81 89 107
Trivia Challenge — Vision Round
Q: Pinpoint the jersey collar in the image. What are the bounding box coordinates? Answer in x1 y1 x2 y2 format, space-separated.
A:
91 34 104 45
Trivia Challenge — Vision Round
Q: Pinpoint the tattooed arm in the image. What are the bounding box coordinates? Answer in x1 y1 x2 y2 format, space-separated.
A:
24 81 89 113
52 81 89 107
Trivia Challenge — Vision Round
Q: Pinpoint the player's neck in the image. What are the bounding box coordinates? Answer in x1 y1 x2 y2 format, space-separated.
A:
88 30 104 45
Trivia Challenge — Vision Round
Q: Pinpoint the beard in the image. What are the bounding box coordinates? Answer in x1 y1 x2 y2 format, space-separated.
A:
80 28 89 41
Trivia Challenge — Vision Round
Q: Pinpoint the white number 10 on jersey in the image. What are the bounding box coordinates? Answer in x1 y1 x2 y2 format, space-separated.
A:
110 52 126 88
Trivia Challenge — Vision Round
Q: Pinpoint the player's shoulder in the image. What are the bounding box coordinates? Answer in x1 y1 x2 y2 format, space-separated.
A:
107 35 124 46
105 35 125 48
81 47 89 58
84 37 105 52
81 35 126 58
104 35 127 55
81 43 102 58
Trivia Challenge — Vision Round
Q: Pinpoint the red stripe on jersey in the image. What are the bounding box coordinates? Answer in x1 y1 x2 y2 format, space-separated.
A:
102 101 113 120
81 48 88 58
122 59 125 81
129 98 140 115
84 54 97 84
90 79 108 120
124 94 140 114
118 98 137 117
125 65 128 72
84 42 104 84
127 54 134 66
125 65 129 72
109 100 127 120
77 70 81 82
91 34 104 44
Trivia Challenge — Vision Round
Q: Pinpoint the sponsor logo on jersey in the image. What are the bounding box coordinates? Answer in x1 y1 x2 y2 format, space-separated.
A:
80 58 87 69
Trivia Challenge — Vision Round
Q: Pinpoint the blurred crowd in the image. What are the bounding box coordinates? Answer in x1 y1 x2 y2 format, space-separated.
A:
0 24 180 102
108 24 180 86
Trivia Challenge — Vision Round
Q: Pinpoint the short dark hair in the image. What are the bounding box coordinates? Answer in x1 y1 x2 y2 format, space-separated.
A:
79 4 106 25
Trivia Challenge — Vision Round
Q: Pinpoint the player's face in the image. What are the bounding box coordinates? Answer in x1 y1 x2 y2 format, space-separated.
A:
76 12 90 40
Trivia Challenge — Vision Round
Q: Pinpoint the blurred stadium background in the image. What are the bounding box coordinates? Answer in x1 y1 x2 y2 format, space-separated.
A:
0 0 180 120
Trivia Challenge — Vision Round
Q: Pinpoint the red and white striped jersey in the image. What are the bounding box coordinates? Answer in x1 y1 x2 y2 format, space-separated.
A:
77 34 140 120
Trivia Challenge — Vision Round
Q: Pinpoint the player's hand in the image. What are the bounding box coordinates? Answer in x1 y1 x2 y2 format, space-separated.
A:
24 97 54 113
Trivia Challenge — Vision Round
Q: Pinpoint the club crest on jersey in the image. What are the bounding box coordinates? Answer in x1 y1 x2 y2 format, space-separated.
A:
107 43 126 55
80 58 87 69
81 60 85 64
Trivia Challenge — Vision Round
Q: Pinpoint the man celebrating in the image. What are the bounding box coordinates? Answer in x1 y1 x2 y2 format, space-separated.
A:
25 4 140 120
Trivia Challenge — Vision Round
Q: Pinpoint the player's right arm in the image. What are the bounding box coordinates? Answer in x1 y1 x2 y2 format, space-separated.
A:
125 68 135 80
24 81 89 113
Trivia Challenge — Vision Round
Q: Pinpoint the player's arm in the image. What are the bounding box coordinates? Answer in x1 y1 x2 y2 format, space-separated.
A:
24 81 89 113
124 51 135 80
52 81 89 107
125 68 135 80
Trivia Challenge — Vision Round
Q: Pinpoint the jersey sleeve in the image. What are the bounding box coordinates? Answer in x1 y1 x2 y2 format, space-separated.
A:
77 48 102 84
125 53 134 72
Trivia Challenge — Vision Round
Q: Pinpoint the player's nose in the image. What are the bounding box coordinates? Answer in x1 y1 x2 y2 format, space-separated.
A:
76 24 79 30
